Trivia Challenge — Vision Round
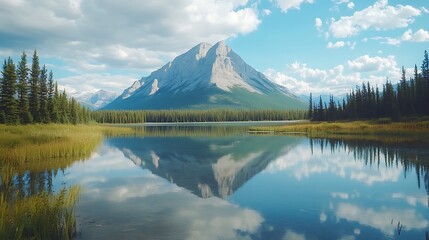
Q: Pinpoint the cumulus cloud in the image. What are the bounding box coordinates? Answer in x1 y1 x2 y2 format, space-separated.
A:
333 0 354 9
0 0 261 89
401 28 429 42
273 0 314 13
329 0 421 38
327 41 345 49
265 54 400 96
371 36 401 46
263 9 272 16
347 55 398 73
315 18 323 31
57 73 137 94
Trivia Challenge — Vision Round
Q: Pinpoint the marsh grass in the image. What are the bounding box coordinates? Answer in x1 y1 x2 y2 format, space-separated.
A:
0 124 133 173
0 124 132 239
250 121 429 143
0 186 80 240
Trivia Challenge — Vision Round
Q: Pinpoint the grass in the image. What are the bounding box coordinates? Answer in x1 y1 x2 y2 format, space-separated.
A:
0 124 133 173
0 186 80 240
249 120 429 144
0 124 133 240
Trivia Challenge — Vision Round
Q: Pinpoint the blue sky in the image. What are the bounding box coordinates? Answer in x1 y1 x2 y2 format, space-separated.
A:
1 0 428 96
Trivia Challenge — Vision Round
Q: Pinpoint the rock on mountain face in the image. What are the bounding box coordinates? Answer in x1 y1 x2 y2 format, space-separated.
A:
73 90 118 110
104 41 305 110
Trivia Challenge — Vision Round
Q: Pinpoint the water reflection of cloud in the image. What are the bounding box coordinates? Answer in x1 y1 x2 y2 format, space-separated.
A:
282 229 307 240
265 144 402 185
392 193 427 207
335 203 429 235
66 142 264 239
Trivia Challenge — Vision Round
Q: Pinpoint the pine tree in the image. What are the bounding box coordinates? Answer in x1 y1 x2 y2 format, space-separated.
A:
29 50 40 122
47 71 56 122
52 81 60 123
0 58 18 124
16 51 32 124
421 50 429 115
39 65 49 123
308 93 313 120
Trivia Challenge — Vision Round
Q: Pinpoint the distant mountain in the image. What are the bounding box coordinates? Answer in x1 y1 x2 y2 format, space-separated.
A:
104 41 306 110
72 90 118 110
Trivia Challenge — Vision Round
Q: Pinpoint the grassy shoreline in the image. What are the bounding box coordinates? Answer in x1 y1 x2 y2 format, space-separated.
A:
0 124 132 240
249 120 429 143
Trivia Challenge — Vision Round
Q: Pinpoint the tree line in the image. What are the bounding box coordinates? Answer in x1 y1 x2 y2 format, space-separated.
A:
92 109 307 123
309 50 429 121
0 51 91 125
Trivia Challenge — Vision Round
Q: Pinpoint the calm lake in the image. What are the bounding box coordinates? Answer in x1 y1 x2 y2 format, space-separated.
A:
15 124 429 239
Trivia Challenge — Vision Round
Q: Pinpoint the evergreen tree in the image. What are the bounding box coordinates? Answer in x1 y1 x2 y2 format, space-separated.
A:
29 50 40 122
47 71 56 122
16 51 32 124
39 65 49 123
0 58 18 124
308 93 313 120
421 50 429 115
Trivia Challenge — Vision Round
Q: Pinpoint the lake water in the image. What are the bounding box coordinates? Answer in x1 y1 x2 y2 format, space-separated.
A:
27 125 429 239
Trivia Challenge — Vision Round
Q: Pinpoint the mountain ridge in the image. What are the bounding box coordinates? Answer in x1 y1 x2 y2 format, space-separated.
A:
104 41 305 110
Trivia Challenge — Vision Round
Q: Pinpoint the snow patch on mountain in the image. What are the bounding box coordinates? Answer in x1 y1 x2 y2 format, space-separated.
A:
122 81 142 99
149 79 159 95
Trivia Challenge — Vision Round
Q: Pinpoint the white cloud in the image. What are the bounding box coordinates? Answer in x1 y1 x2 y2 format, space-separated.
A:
265 53 400 96
57 73 136 94
347 55 398 73
315 17 323 31
274 0 314 13
329 0 421 38
0 0 260 81
371 36 401 46
263 9 272 16
327 41 345 49
401 28 429 42
333 0 354 9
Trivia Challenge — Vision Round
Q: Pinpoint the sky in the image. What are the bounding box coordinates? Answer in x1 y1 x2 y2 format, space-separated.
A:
0 0 428 96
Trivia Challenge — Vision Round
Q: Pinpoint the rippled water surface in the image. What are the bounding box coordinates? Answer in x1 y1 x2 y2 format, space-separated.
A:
54 125 429 239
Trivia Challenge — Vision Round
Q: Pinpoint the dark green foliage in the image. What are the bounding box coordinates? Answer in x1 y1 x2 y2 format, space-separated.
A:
16 51 32 124
29 50 40 122
92 109 307 123
308 93 313 119
309 50 429 121
0 58 18 124
0 51 92 125
39 65 49 123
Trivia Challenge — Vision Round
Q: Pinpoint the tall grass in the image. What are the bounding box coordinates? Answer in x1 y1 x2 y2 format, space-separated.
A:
249 121 429 144
0 186 80 240
0 124 133 239
0 124 132 173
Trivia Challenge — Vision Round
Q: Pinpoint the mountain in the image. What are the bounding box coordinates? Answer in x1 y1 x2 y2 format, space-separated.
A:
72 90 118 110
104 41 306 110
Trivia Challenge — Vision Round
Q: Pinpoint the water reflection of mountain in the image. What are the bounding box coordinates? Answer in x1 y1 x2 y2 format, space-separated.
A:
108 135 302 198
